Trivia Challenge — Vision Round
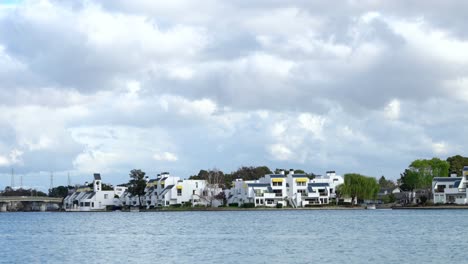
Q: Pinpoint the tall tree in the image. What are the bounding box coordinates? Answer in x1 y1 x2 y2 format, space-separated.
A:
407 158 449 188
446 155 468 176
378 176 396 189
338 174 379 204
128 169 147 208
399 169 422 204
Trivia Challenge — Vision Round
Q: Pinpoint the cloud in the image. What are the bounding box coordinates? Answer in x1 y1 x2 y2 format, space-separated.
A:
1 0 468 189
153 152 178 162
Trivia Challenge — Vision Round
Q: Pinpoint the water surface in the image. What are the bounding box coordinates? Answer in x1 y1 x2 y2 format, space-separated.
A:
0 210 464 263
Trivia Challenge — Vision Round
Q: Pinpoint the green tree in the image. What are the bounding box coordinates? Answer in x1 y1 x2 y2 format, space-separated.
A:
446 155 468 176
378 176 396 188
48 186 72 198
399 169 421 191
231 166 272 181
128 169 147 208
338 173 379 204
407 158 449 188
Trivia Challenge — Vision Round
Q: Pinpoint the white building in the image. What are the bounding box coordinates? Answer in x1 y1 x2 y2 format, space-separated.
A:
433 167 468 204
63 174 127 211
226 170 344 207
121 172 222 208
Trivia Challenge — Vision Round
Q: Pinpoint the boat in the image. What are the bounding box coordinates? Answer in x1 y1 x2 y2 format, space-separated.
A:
366 204 376 210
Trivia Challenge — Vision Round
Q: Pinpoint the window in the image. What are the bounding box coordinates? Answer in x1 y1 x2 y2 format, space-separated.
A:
296 182 306 186
196 182 198 188
254 189 263 196
84 202 90 207
273 190 282 197
161 184 165 189
177 189 182 196
193 190 196 195
104 194 109 199
297 189 306 195
436 185 446 193
273 182 282 186
92 202 94 207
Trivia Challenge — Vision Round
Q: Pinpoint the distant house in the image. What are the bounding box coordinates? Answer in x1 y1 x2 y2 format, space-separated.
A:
432 167 467 204
120 172 221 208
63 173 127 211
377 187 401 203
226 170 344 207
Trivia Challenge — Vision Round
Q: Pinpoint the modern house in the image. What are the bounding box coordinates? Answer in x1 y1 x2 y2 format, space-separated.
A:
226 170 344 207
63 174 127 211
432 168 468 204
120 172 222 208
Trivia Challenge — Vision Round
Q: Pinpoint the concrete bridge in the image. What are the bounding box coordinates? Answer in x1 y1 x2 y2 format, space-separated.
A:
0 196 63 212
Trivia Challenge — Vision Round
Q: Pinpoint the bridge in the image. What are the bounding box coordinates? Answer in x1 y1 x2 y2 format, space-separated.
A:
0 196 63 212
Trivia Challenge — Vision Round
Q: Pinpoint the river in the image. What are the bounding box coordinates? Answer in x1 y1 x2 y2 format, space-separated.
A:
0 209 464 263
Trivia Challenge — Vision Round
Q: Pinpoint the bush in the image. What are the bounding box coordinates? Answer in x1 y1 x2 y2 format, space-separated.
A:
183 201 192 207
171 204 182 208
242 203 255 208
228 203 239 207
276 203 283 209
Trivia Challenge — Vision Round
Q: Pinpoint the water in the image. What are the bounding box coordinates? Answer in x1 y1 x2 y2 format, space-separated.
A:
0 209 465 264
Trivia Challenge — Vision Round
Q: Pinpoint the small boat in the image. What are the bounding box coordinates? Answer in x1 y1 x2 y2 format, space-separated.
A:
366 204 376 210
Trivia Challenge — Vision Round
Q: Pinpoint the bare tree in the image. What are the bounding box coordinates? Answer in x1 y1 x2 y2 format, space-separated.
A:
200 168 223 207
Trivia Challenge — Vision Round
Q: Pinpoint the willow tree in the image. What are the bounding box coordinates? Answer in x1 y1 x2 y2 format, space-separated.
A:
338 173 379 205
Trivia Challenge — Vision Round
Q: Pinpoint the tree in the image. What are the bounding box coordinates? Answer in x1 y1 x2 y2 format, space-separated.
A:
128 169 147 208
338 174 379 205
214 191 227 206
194 168 225 207
399 169 422 204
48 186 72 198
409 158 449 188
378 176 396 189
446 155 468 176
231 166 272 181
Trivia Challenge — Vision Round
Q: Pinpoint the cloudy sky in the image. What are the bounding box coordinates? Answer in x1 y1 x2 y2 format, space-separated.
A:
1 0 468 190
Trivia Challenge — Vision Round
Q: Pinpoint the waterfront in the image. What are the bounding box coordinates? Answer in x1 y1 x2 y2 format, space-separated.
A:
0 210 465 264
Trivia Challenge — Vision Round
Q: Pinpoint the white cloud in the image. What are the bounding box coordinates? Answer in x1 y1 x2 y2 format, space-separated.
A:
384 99 401 120
153 152 178 162
269 144 293 161
1 0 468 188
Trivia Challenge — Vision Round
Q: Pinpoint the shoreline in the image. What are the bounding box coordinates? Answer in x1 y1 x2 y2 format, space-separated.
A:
392 205 468 210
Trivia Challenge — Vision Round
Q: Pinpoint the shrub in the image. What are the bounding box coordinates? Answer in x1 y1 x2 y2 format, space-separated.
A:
276 203 283 209
242 203 255 208
228 203 239 207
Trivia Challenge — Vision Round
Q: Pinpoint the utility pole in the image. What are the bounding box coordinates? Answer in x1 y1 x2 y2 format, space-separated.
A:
50 172 54 191
10 168 15 188
20 175 23 189
67 172 71 187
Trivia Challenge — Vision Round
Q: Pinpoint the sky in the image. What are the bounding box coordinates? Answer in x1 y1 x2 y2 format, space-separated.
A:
1 0 468 190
